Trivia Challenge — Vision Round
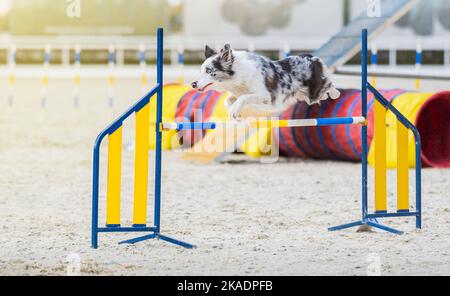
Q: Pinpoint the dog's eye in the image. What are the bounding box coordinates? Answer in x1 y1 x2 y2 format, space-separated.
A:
206 68 212 74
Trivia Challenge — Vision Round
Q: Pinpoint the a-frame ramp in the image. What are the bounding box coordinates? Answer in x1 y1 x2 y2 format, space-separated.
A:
314 0 417 72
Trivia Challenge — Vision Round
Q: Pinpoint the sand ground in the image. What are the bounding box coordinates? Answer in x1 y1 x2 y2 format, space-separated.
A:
0 71 449 275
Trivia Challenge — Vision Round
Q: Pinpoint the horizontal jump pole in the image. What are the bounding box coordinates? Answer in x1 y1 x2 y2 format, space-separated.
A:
161 116 366 131
162 122 217 131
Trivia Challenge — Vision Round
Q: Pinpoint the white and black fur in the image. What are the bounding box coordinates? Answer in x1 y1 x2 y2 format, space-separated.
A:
192 44 340 119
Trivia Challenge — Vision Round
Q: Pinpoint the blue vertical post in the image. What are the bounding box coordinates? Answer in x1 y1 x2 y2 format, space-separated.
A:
177 45 185 83
415 134 422 229
154 28 164 233
371 45 378 65
91 141 101 249
415 44 422 90
361 29 368 221
177 47 184 65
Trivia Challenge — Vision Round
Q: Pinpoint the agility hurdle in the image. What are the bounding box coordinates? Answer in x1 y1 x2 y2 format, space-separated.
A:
328 29 421 233
92 28 422 249
92 28 196 249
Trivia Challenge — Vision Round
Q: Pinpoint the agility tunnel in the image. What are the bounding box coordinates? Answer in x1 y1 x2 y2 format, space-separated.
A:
151 85 450 168
278 89 450 168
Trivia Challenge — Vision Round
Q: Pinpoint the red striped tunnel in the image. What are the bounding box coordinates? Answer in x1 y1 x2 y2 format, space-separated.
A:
278 89 405 161
174 88 450 167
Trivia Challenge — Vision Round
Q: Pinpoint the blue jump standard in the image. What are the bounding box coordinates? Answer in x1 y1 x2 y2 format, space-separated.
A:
91 28 195 249
119 233 195 249
328 29 422 235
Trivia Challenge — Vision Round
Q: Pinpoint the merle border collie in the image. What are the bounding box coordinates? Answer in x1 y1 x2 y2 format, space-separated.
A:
192 44 340 119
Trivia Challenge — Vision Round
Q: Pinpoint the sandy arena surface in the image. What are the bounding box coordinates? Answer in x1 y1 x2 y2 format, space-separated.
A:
0 71 449 275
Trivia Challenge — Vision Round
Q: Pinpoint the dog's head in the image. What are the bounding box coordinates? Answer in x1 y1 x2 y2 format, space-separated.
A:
191 44 235 92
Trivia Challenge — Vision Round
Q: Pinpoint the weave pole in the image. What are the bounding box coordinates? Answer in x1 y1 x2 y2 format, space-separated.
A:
73 45 81 108
107 45 116 108
40 45 51 108
7 45 16 107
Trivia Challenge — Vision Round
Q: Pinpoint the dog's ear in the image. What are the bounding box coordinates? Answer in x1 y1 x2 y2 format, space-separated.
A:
219 44 234 66
205 45 217 59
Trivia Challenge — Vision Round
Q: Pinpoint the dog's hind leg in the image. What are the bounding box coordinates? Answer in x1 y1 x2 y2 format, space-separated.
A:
328 86 341 100
312 79 341 104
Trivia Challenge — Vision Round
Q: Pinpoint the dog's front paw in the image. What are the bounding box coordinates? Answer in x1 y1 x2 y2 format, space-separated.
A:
229 111 243 121
224 96 237 110
228 104 243 120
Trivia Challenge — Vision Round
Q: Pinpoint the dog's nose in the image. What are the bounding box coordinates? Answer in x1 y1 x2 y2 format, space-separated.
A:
191 81 198 89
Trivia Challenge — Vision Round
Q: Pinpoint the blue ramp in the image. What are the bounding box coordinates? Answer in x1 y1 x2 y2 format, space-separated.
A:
314 0 417 72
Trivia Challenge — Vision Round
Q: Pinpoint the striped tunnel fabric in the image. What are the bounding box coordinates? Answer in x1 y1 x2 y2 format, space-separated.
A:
174 88 408 161
169 87 450 168
278 89 406 161
175 90 224 147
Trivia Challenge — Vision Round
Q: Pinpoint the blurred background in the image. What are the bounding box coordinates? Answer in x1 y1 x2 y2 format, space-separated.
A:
1 0 450 119
0 0 450 66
